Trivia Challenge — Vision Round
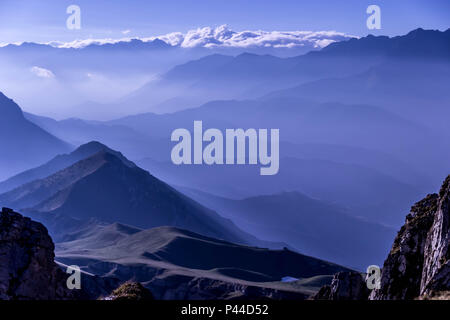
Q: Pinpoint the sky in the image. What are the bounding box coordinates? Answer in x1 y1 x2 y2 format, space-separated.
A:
0 0 448 44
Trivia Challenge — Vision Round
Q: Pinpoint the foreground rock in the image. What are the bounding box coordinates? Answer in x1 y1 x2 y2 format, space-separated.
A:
371 175 449 300
148 274 310 300
313 272 369 300
314 175 450 300
103 282 154 301
0 207 75 300
420 176 450 297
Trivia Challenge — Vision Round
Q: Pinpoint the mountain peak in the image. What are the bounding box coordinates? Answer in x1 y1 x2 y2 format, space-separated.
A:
71 141 136 168
0 141 135 194
0 92 69 180
73 141 108 153
319 28 449 59
404 27 443 38
0 91 24 121
12 149 253 245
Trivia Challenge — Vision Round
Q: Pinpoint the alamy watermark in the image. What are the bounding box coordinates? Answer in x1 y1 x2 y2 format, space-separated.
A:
365 265 381 290
66 265 81 290
171 121 279 176
66 5 81 30
366 5 381 30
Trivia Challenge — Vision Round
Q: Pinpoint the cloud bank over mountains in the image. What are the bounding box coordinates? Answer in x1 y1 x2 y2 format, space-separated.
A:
150 25 356 49
3 25 356 50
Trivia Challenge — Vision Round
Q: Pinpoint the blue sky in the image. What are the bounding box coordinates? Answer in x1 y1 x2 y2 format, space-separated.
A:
0 0 448 43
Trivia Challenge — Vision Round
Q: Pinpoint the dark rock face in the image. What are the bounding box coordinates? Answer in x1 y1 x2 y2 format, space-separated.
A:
148 274 309 300
104 282 154 301
0 207 75 300
371 175 449 300
313 272 369 300
420 176 450 296
369 194 438 299
313 175 450 300
77 271 121 300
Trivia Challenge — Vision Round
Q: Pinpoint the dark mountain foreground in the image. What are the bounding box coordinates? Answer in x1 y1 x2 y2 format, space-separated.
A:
53 219 350 299
102 282 154 301
0 207 350 300
314 175 450 300
0 207 75 300
0 207 118 300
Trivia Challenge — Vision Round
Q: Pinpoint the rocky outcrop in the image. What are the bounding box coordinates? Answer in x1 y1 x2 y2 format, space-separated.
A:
371 175 449 300
420 176 449 296
0 207 76 300
148 274 310 300
313 175 450 300
369 193 438 299
103 282 154 301
313 272 369 300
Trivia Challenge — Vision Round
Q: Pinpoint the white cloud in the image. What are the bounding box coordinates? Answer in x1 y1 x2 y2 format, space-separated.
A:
0 41 23 47
150 25 357 49
40 25 357 50
30 66 55 78
122 29 131 35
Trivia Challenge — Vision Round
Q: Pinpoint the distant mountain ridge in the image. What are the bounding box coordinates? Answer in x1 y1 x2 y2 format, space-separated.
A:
1 25 353 54
0 92 70 180
41 28 450 117
319 28 450 59
0 141 131 194
180 188 396 270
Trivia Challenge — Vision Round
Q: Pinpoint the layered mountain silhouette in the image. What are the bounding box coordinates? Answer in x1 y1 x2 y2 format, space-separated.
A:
24 28 448 118
0 92 70 180
108 98 435 159
0 139 402 268
22 96 434 227
23 112 171 162
137 155 421 227
0 142 267 246
114 28 450 114
180 189 396 270
265 60 450 133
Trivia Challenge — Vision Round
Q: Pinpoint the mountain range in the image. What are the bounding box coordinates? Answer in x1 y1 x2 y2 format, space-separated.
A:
0 27 448 296
1 28 448 119
2 174 448 300
19 95 441 227
94 28 450 116
0 26 353 118
180 188 396 270
0 143 267 248
0 140 397 269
